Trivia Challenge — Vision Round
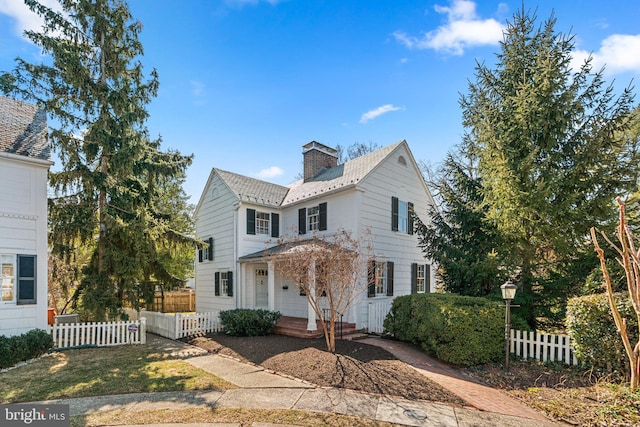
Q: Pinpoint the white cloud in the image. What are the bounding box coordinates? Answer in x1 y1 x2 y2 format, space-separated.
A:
393 0 504 55
572 34 640 75
359 104 403 124
256 166 284 179
190 80 206 97
0 0 62 39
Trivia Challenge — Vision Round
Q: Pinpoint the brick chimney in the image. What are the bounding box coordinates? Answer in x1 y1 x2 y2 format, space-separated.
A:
302 141 338 182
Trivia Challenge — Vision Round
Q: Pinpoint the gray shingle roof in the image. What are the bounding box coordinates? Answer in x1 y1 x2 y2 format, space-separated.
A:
213 140 404 208
0 96 50 160
215 168 290 208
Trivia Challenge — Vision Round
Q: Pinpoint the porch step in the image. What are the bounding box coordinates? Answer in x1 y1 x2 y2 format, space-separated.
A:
274 316 358 339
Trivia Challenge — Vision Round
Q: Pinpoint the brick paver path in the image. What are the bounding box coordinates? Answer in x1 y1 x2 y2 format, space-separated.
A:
361 338 551 422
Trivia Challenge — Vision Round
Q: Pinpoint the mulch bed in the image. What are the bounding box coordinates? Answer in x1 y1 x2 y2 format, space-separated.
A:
184 333 466 405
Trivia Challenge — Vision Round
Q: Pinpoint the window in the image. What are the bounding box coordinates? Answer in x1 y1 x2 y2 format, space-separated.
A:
247 209 279 237
298 202 327 234
1 255 15 303
1 255 36 305
367 260 394 297
256 211 270 235
307 206 319 231
215 271 233 297
391 197 414 235
198 237 214 262
412 263 431 294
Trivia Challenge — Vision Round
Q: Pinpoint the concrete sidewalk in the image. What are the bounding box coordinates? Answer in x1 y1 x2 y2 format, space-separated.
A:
32 334 563 426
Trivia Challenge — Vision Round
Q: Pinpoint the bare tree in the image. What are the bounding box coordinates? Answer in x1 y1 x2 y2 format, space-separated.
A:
273 229 372 353
591 197 640 389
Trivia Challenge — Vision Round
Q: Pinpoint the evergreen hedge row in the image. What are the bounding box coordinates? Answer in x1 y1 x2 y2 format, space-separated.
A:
0 329 53 369
383 293 505 366
219 308 281 336
566 292 638 377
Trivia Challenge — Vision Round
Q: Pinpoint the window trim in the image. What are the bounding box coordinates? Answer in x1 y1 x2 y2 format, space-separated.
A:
1 254 15 304
367 260 394 297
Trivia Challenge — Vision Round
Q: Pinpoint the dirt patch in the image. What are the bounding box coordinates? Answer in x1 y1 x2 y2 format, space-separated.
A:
185 334 466 404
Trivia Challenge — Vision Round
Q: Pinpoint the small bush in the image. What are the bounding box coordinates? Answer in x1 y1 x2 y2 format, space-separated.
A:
0 329 54 369
566 293 638 378
384 293 504 366
219 309 281 336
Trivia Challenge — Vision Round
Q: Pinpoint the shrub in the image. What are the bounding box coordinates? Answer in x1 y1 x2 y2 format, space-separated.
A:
384 293 504 366
566 293 638 378
0 329 54 369
219 309 281 336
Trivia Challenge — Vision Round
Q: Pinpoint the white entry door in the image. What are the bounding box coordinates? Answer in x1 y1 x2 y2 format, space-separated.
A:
255 269 268 308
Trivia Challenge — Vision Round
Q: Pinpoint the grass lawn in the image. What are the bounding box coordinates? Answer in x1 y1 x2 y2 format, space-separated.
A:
0 344 235 403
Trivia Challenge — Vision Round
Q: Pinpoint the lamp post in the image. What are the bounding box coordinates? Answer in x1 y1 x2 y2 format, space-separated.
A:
501 280 517 372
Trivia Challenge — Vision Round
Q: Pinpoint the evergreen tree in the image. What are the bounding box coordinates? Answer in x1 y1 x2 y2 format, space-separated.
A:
5 0 195 320
461 9 637 327
414 152 506 296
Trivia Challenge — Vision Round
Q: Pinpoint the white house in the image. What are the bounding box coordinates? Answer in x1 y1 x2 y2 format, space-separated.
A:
194 140 436 332
0 96 53 337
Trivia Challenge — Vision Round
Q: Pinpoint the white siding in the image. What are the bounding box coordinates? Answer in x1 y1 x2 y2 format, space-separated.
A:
0 155 50 337
194 173 238 313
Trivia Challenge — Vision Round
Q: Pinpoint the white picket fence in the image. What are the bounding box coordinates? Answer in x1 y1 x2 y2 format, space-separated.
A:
124 309 222 339
48 318 146 349
367 301 393 334
510 329 578 366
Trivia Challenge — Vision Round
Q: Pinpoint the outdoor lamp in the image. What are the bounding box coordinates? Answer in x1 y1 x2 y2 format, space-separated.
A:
500 280 517 372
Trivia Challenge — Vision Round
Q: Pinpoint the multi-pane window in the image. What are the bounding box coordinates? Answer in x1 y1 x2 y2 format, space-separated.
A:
1 255 14 303
374 262 387 295
220 272 229 295
307 206 320 231
398 200 408 233
256 211 270 235
391 197 413 235
416 264 426 293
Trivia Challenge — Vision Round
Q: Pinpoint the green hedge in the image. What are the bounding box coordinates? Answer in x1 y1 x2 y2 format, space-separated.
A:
384 293 505 366
0 329 54 369
566 293 638 377
219 309 282 336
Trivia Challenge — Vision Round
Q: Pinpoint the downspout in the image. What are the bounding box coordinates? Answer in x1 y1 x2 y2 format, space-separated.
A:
233 202 240 308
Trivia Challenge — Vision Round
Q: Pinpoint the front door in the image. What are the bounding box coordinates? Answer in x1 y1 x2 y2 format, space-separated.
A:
255 268 268 308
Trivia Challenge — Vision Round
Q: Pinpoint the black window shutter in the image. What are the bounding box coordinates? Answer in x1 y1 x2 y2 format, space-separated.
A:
319 202 327 231
271 213 280 238
386 261 394 296
411 263 417 294
208 237 214 260
214 272 220 296
408 202 414 235
227 271 233 296
367 260 376 297
17 255 36 305
247 208 256 235
391 197 399 231
198 247 203 263
298 208 306 234
426 264 431 293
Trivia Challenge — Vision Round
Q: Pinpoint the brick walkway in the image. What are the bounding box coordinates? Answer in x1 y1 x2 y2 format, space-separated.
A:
360 337 551 422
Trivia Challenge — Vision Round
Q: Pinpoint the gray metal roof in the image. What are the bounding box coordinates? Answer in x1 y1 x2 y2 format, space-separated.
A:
0 96 50 160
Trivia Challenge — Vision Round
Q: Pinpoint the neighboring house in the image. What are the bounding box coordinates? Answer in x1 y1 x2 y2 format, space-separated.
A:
194 140 436 331
0 96 53 337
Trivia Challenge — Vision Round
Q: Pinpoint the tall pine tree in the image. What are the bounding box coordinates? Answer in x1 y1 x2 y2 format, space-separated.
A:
4 0 195 320
461 9 637 327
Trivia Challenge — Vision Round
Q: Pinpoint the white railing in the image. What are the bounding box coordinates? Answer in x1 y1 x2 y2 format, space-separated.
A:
510 329 578 366
124 308 222 339
48 318 146 349
367 301 393 334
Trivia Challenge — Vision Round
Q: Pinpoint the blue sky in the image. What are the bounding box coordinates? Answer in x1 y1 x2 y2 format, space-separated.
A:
1 0 639 203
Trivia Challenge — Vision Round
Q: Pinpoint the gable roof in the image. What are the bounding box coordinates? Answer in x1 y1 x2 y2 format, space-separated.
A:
201 140 410 210
281 140 403 205
215 168 290 208
0 96 50 160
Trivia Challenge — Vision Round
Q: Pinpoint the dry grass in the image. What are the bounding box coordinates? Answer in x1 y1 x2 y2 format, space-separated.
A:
0 345 235 403
71 407 402 427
